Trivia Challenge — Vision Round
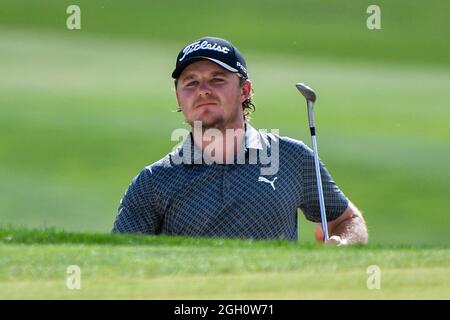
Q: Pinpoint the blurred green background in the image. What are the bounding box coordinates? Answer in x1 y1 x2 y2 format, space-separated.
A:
1 0 449 245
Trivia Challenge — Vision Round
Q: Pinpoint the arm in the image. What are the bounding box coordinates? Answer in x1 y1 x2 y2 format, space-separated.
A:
112 167 162 234
314 201 368 245
295 141 366 244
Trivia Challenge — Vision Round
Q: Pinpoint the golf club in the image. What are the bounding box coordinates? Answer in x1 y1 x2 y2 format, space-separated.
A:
295 83 329 242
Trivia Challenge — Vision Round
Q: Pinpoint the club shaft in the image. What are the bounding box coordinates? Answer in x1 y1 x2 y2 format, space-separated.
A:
308 101 329 242
310 135 329 241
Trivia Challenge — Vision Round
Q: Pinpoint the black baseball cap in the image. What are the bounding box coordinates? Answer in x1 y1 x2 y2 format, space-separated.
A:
171 36 248 79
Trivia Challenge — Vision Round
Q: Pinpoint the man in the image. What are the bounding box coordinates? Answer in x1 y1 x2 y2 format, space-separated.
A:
112 36 368 245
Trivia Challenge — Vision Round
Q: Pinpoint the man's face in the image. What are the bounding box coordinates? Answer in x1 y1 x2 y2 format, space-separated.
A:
176 60 250 130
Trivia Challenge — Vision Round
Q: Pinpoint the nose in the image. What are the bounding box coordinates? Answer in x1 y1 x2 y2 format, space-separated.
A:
198 80 212 96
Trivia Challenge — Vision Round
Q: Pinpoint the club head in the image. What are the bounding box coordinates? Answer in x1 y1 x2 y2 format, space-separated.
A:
295 83 316 103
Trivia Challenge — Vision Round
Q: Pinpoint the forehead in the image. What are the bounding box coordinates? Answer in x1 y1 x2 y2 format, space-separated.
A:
179 60 232 79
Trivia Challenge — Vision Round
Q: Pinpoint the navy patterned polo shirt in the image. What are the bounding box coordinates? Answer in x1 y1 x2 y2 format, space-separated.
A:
112 123 348 240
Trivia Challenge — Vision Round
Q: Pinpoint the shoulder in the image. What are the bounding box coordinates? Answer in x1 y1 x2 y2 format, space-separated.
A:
260 129 313 157
249 124 314 161
131 153 175 188
142 152 177 179
280 136 312 154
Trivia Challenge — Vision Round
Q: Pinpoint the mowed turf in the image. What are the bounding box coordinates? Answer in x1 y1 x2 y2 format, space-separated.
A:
1 1 449 301
0 228 449 299
1 29 449 245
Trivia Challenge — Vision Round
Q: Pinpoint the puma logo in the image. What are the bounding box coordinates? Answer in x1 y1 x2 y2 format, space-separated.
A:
258 176 278 190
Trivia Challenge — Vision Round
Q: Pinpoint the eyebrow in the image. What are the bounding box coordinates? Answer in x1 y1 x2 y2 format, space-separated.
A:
180 75 196 83
180 70 229 83
211 71 227 77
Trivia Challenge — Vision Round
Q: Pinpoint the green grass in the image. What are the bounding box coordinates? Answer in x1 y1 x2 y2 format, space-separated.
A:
0 227 449 299
1 0 449 68
1 0 449 300
1 28 449 245
1 0 450 248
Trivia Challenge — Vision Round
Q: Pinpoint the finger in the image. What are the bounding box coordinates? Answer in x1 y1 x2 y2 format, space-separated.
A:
325 235 342 245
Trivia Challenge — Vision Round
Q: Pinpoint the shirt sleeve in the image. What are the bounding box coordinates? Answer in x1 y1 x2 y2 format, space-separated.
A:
112 167 162 234
298 144 349 223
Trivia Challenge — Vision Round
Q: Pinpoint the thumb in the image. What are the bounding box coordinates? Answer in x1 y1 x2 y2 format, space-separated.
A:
325 235 348 246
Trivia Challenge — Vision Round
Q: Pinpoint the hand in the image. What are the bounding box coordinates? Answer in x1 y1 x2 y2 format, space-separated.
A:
315 227 348 245
325 235 348 246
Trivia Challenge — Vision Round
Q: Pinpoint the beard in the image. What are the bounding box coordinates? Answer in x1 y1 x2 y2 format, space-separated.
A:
183 99 243 132
194 109 226 130
189 95 224 129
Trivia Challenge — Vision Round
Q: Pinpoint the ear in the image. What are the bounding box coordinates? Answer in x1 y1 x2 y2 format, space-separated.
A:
240 79 252 104
175 87 182 110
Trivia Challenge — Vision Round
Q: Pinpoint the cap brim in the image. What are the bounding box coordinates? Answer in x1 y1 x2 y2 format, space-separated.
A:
171 56 238 79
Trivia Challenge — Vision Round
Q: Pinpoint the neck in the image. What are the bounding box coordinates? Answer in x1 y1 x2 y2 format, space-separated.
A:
192 119 246 164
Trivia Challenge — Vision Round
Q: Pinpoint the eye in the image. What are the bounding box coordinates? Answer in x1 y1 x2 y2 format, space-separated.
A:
185 80 198 88
212 77 225 84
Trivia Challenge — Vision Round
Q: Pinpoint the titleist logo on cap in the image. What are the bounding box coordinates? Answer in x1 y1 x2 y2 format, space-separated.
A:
179 40 230 62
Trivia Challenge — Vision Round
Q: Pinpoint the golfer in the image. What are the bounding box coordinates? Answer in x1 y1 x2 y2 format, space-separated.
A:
112 36 368 245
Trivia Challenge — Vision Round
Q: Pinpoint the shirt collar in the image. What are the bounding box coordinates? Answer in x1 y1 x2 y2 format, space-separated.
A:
245 123 264 151
178 123 265 164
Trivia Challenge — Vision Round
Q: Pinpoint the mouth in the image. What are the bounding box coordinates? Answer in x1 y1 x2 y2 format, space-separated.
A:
195 102 217 109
